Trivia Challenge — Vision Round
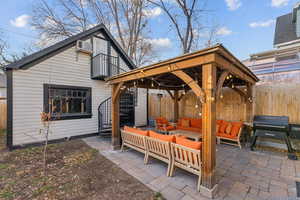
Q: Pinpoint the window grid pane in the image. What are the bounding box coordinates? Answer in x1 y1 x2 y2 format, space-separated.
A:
45 85 91 119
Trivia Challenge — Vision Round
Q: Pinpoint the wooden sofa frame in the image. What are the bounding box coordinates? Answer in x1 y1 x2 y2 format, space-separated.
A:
216 126 244 149
145 137 172 176
121 129 203 186
170 143 202 191
120 130 146 155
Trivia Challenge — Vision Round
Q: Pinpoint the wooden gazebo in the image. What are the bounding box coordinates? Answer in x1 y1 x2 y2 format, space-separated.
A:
106 44 259 197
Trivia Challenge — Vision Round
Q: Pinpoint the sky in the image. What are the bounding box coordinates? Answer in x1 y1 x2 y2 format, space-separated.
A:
0 0 300 62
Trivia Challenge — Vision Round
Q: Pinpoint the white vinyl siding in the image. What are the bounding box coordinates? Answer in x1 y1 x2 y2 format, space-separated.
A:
12 36 146 146
12 46 112 145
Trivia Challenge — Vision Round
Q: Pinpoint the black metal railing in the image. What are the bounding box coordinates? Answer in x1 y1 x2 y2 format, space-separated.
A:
98 97 112 134
92 53 127 79
98 91 135 135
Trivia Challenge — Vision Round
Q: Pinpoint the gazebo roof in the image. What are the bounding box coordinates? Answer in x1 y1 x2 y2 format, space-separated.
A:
106 44 259 90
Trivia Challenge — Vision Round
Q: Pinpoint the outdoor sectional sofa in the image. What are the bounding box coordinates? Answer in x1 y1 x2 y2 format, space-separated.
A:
120 126 202 191
176 118 244 148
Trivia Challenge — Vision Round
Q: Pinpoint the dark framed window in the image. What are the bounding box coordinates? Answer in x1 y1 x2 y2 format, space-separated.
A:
44 84 92 120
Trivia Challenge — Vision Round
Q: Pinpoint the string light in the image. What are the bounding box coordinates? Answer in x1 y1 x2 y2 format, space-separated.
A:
195 104 198 108
244 88 247 92
220 94 224 99
199 112 202 116
231 84 235 88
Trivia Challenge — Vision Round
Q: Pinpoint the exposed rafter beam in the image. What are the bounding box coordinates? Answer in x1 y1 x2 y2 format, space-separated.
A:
172 70 205 103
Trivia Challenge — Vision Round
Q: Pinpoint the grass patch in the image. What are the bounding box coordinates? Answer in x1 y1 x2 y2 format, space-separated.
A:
0 139 156 200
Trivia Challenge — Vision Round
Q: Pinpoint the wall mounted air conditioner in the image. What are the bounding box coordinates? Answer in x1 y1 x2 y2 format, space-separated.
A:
76 40 92 54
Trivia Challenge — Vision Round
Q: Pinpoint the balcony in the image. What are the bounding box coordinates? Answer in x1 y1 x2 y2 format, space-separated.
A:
91 53 125 80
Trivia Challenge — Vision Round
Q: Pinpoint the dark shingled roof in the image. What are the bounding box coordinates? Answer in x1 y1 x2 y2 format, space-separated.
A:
274 13 299 46
5 24 136 70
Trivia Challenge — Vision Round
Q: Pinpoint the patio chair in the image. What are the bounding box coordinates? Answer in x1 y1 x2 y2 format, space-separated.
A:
216 121 244 149
169 142 202 191
155 117 176 134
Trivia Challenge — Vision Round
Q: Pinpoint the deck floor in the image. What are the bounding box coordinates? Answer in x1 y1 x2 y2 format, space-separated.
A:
84 136 300 200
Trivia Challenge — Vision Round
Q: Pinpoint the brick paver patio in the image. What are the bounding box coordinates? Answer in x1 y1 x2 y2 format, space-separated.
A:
84 136 300 200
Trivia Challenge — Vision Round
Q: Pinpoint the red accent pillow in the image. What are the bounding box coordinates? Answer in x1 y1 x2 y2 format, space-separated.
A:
230 122 243 137
219 121 228 133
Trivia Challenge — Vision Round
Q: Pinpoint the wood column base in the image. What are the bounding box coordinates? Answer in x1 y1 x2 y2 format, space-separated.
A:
112 136 121 150
199 184 218 199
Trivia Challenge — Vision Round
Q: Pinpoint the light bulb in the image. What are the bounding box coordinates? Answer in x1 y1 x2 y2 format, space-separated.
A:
220 94 223 99
199 112 202 116
195 104 198 108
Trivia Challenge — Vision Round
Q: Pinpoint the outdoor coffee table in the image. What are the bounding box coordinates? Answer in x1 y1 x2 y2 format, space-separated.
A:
169 129 202 141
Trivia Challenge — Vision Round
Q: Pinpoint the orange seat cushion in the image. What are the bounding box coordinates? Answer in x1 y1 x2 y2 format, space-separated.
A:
149 131 175 142
190 119 202 128
124 126 149 136
230 122 243 137
176 137 202 150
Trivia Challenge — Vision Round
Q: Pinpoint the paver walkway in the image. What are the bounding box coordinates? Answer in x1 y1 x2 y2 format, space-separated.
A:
84 136 300 200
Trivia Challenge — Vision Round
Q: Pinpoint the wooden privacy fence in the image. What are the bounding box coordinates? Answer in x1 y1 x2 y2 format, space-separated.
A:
0 100 6 130
148 83 300 124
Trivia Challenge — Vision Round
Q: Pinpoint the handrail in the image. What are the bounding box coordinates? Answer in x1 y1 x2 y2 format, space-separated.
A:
92 52 128 78
98 97 112 134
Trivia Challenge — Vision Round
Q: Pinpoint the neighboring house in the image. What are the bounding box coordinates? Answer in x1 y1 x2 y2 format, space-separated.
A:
4 24 147 149
244 2 300 84
0 72 6 99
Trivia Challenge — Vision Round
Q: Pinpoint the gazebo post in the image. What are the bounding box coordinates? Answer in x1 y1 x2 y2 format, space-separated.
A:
111 83 122 150
174 90 179 122
201 63 218 198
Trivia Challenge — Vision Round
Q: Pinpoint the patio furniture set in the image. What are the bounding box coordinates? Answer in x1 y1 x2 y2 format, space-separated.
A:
155 117 244 149
120 117 244 191
121 126 203 191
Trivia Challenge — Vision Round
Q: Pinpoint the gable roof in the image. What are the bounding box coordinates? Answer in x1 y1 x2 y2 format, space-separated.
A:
274 13 299 46
5 24 136 70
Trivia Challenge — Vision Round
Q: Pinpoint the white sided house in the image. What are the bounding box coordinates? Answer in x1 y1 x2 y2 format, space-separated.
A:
4 24 147 149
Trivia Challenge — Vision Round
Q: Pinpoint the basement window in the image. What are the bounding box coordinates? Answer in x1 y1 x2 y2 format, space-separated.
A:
43 84 92 120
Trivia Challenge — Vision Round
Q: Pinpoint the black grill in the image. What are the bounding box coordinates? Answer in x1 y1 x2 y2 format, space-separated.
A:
250 115 294 154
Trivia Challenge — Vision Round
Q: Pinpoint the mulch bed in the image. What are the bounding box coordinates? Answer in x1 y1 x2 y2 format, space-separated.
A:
0 139 157 200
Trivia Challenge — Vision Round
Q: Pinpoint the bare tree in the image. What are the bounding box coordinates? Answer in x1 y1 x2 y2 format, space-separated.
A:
148 0 211 53
31 0 156 66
